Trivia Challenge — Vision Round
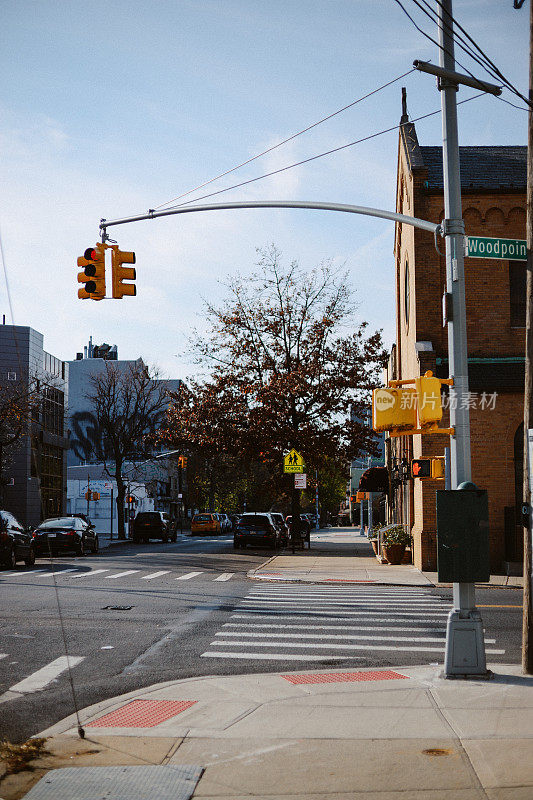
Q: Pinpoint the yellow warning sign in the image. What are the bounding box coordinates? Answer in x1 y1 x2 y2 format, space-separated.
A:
284 449 305 473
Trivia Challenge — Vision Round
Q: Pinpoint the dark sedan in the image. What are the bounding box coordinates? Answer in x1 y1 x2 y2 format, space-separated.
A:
0 510 36 569
233 513 280 549
32 516 99 557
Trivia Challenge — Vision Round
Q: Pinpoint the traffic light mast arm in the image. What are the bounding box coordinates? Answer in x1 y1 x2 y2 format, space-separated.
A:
388 374 454 388
99 200 442 241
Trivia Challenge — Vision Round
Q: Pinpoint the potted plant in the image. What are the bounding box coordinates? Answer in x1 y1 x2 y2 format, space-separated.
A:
381 525 410 565
369 523 381 556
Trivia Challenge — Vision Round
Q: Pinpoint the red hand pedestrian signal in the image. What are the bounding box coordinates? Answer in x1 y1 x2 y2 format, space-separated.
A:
410 459 432 478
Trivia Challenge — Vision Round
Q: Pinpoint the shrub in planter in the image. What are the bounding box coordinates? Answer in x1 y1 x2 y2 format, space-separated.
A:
381 525 410 565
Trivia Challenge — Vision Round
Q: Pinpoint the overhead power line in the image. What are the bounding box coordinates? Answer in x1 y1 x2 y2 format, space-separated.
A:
153 68 416 211
395 0 531 110
162 92 486 212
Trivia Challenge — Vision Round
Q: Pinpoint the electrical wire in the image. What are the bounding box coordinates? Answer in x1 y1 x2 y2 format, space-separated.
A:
397 0 531 110
162 92 486 211
153 68 416 211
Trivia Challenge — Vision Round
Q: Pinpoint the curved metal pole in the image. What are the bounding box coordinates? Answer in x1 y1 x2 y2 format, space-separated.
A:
100 200 441 239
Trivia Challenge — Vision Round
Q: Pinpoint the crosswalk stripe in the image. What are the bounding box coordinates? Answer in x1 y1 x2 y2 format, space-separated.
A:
224 622 446 632
1 569 47 577
70 569 110 578
105 570 141 579
201 652 361 661
35 569 81 577
235 609 449 618
0 654 7 660
176 571 203 580
209 640 505 654
214 573 234 581
6 656 85 694
141 571 171 580
242 598 448 606
215 631 496 644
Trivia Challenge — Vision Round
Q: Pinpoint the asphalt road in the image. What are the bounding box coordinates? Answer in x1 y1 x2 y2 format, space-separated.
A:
0 531 523 743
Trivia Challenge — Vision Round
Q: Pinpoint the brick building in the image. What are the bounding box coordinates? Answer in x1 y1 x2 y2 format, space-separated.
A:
386 98 526 573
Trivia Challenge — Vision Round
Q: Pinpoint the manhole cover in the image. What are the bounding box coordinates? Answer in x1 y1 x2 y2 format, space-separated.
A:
23 765 203 800
101 606 133 611
422 748 453 757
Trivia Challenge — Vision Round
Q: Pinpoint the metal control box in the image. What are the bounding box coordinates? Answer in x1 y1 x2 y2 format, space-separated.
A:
436 487 490 582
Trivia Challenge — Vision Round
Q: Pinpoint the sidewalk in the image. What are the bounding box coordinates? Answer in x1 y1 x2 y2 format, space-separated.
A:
247 528 524 588
4 664 533 799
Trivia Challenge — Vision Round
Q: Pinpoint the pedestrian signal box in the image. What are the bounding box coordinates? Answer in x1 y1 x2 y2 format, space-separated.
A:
372 387 417 432
411 457 445 479
372 371 453 438
415 372 443 427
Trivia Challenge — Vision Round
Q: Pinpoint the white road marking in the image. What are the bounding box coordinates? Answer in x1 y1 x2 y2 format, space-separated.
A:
6 656 85 694
225 622 447 633
0 654 7 660
215 631 496 644
1 569 48 577
70 569 110 578
176 571 203 580
35 569 81 577
233 611 449 620
242 599 449 606
105 570 141 579
201 651 363 661
214 573 234 581
140 571 171 580
209 640 505 654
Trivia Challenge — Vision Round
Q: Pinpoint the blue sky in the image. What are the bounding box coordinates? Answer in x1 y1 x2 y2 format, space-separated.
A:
0 0 529 379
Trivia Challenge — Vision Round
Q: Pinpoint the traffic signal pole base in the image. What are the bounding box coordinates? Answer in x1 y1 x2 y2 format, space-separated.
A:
443 608 490 678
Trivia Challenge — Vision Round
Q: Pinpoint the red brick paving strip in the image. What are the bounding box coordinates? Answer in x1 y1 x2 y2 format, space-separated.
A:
282 671 409 684
87 699 197 728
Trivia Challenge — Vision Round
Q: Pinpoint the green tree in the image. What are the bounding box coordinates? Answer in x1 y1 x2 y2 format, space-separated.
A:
163 246 386 525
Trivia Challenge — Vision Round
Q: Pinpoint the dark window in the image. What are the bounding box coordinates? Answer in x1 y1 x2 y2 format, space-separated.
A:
510 261 526 328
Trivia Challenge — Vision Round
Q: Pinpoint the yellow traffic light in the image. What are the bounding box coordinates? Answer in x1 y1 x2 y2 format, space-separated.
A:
178 456 188 468
111 245 136 298
372 387 417 432
77 244 106 300
415 371 443 427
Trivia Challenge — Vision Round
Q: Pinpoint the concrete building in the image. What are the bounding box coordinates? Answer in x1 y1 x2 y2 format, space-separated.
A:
0 324 69 526
66 338 183 532
386 96 526 573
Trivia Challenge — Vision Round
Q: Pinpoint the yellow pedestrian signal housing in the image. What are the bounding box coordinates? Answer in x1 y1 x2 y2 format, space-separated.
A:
372 371 454 438
77 244 106 300
415 372 443 427
372 387 417 432
111 245 136 298
178 456 188 468
411 457 445 479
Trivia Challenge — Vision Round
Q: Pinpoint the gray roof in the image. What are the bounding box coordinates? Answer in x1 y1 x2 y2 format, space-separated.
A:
420 145 526 190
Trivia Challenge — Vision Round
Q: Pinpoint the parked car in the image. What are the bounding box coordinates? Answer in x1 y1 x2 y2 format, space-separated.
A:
270 512 289 546
68 513 94 527
234 513 280 549
191 513 221 535
132 511 170 543
0 510 36 569
285 514 311 545
32 516 99 557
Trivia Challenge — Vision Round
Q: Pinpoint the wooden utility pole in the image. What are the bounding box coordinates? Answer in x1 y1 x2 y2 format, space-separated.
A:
522 0 533 675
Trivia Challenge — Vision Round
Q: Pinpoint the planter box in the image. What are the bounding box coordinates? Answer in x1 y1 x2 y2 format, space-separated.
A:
370 540 379 556
381 543 406 565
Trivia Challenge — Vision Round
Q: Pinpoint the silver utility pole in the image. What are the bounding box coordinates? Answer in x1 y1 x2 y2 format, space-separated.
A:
437 0 485 676
415 0 500 677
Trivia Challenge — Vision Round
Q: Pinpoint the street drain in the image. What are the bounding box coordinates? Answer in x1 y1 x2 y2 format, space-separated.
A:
422 748 453 757
102 605 133 611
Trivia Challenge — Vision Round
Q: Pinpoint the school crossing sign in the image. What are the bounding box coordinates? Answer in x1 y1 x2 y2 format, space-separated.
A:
466 236 526 261
283 449 305 473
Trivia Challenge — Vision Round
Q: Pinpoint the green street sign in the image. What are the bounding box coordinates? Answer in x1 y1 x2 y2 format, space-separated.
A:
466 236 526 261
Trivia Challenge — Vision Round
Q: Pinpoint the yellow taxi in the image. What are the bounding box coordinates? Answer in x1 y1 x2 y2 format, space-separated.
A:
191 513 221 535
